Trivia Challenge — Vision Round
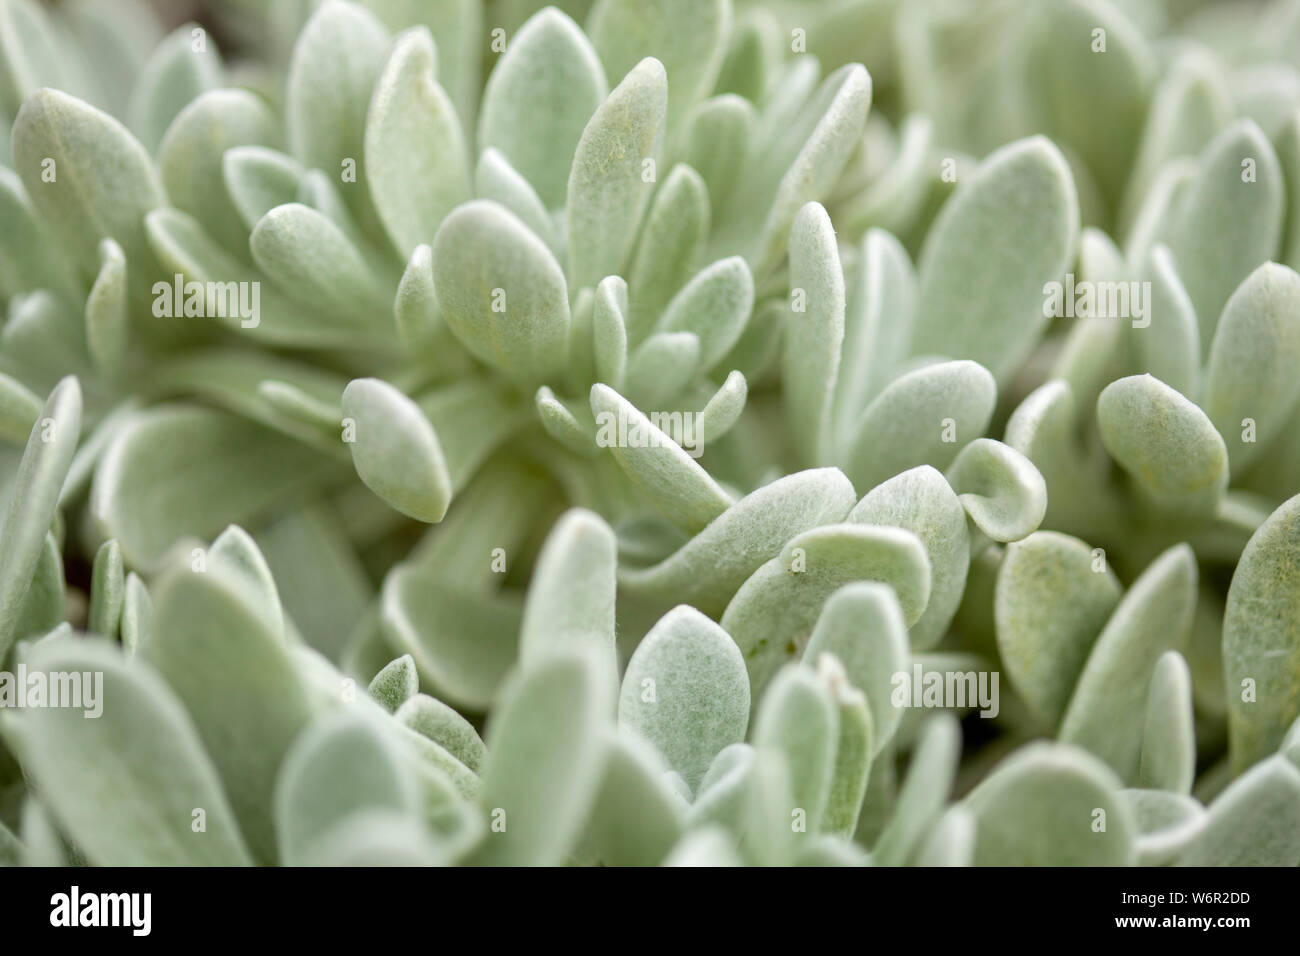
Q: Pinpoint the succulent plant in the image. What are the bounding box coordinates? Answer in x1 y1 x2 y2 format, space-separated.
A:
0 0 1299 869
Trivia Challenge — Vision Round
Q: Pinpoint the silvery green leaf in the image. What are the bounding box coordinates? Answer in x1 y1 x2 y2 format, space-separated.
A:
1135 243 1200 398
432 199 571 385
84 238 127 378
479 7 605 210
0 376 79 659
258 380 339 436
157 90 278 261
5 638 252 865
696 370 747 446
475 148 557 255
359 0 480 125
365 26 470 257
1278 111 1300 270
1024 0 1153 205
848 466 969 651
0 371 40 445
519 509 617 685
722 523 931 698
273 709 419 866
1177 756 1300 865
626 164 709 342
87 538 123 639
0 0 67 117
535 386 597 456
752 66 873 276
567 57 667 291
0 168 78 301
833 229 917 447
1166 120 1283 347
396 693 486 773
285 0 390 195
995 531 1121 730
911 136 1078 384
368 654 419 713
587 0 729 142
618 467 857 616
222 145 304 233
753 664 838 834
91 405 339 569
1059 545 1197 783
1139 650 1195 794
341 377 452 524
121 571 151 654
251 202 392 321
944 438 1048 543
586 728 686 866
663 826 744 866
913 805 976 867
813 653 874 837
873 713 960 866
683 94 753 221
146 564 315 864
964 742 1136 865
381 568 521 711
126 23 222 155
19 797 68 867
803 581 908 754
11 88 163 277
845 360 996 500
477 649 612 865
1096 374 1228 513
1 292 93 398
12 531 62 642
618 605 749 793
656 256 752 372
393 243 442 350
784 202 845 465
624 331 699 409
1223 493 1300 771
1202 262 1300 473
590 383 733 533
592 275 628 391
1124 789 1207 866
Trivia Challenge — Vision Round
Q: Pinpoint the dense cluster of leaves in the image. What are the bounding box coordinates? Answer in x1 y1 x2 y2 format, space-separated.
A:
1 0 1299 866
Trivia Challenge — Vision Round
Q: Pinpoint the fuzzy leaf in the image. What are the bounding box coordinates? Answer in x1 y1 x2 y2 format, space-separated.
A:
432 200 571 384
722 523 931 698
1139 651 1196 794
845 360 996 497
627 164 709 342
479 7 605 210
567 57 667 291
1223 493 1300 771
477 649 612 865
944 438 1048 543
1096 374 1228 513
1059 545 1197 782
618 605 749 794
365 27 470 257
911 136 1078 384
873 714 960 866
995 531 1122 730
1178 756 1300 865
753 664 838 834
6 638 252 865
0 376 79 658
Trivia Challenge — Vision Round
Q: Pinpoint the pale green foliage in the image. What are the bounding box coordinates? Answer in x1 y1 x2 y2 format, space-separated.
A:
1 0 1298 870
